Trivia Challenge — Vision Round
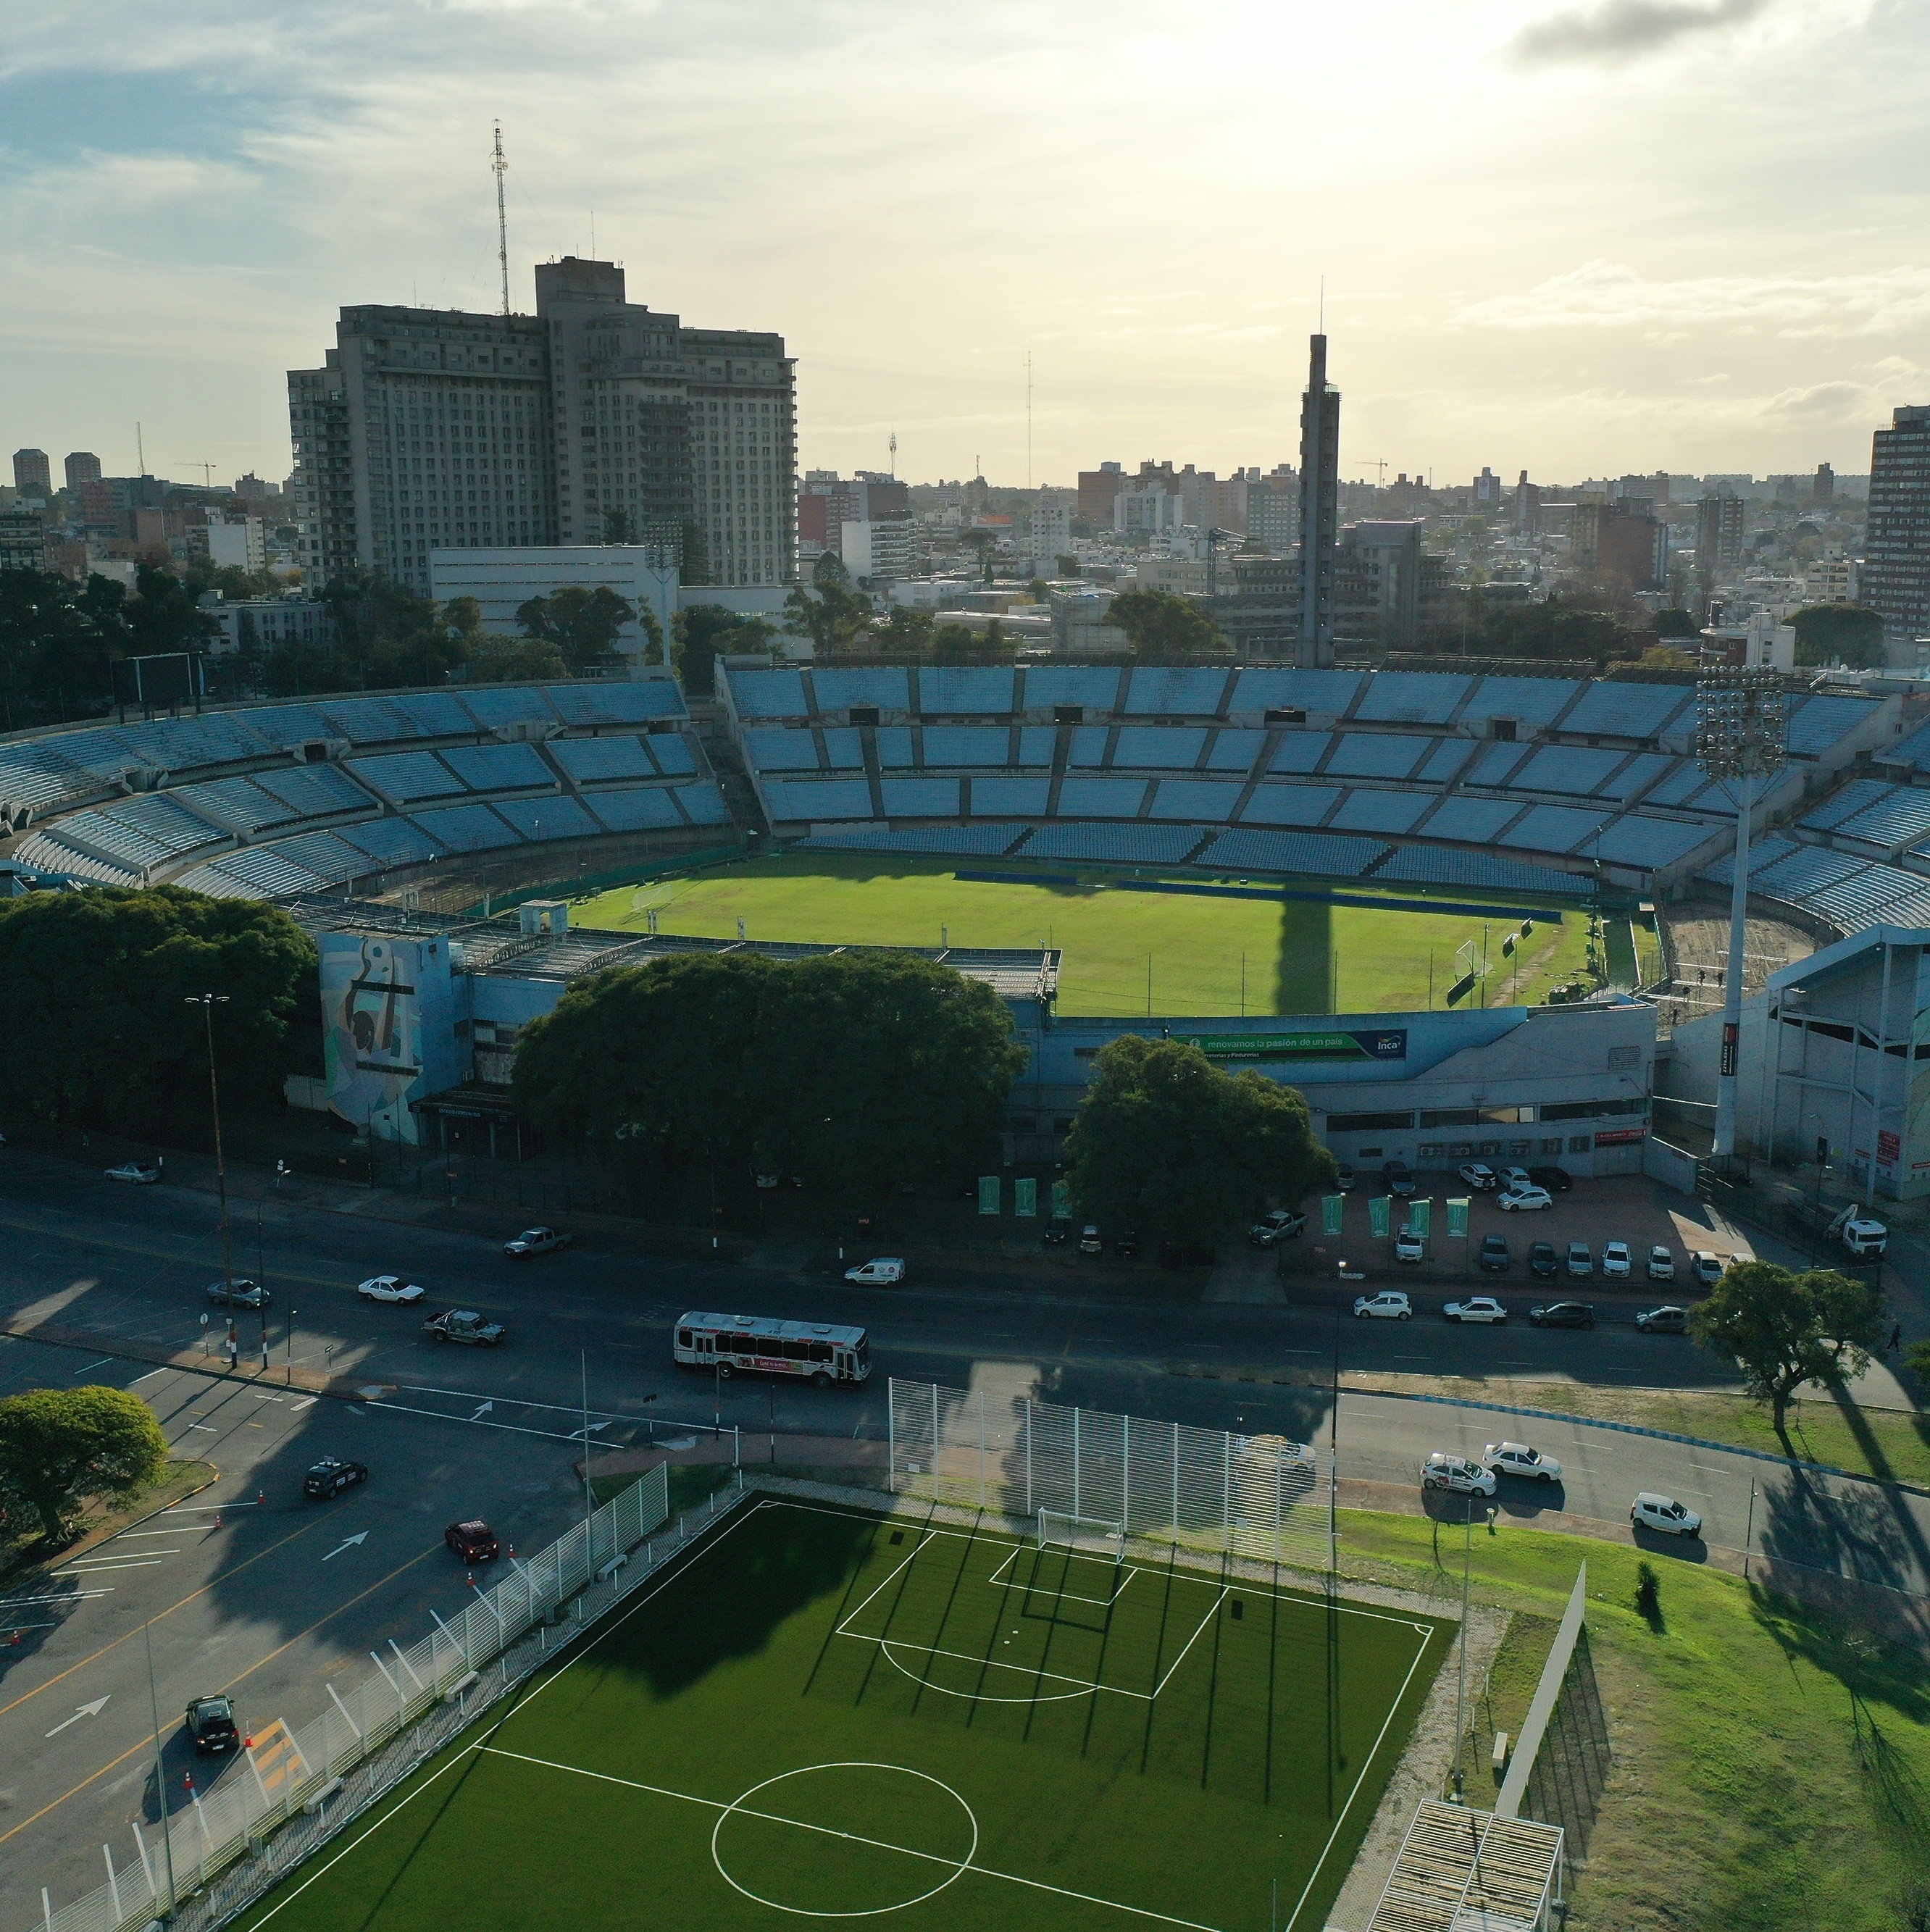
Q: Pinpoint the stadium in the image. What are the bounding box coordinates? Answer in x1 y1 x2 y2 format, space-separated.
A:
0 658 1919 1177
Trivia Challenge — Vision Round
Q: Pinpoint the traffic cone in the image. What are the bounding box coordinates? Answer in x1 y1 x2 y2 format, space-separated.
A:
256 1489 264 1506
214 1512 222 1529
467 1571 475 1589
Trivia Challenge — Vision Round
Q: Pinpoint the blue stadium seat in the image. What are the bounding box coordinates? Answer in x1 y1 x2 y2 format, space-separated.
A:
1016 823 1203 863
457 686 561 730
1016 726 1057 766
1800 778 1891 832
1022 666 1120 713
761 777 874 821
494 795 601 842
1329 789 1433 834
1206 729 1267 773
1598 753 1678 800
1787 694 1881 758
1377 846 1593 895
543 682 686 725
1422 797 1529 844
315 696 436 745
1413 739 1475 783
970 777 1053 815
1268 732 1334 775
743 728 822 772
1555 683 1693 740
1068 727 1112 768
1148 779 1246 820
1353 672 1471 725
806 824 1027 856
726 669 811 719
675 782 731 825
1455 676 1584 729
1506 746 1626 796
1323 735 1428 780
647 737 698 777
918 666 1014 714
349 752 467 804
813 667 910 714
1114 726 1207 768
1192 829 1389 879
1590 817 1717 867
1836 787 1930 849
1241 784 1342 827
1121 667 1233 715
1500 806 1611 855
821 727 865 770
875 727 916 768
583 787 684 832
1227 669 1363 716
254 764 377 819
880 777 961 817
440 742 555 792
385 693 477 738
1057 777 1148 817
922 725 1012 766
406 804 521 853
336 819 443 868
119 713 275 774
1877 721 1930 773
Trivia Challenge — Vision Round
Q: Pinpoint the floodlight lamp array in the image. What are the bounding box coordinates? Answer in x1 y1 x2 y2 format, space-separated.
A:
1695 655 1787 781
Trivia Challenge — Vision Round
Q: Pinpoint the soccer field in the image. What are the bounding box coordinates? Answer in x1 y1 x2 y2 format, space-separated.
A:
574 854 1592 1015
233 1500 1447 1932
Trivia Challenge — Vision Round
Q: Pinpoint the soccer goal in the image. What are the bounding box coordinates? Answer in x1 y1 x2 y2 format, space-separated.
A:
1038 1510 1128 1563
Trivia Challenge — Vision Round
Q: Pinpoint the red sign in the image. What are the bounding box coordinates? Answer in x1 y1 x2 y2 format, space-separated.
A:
1720 1022 1739 1076
1879 1130 1901 1163
1595 1127 1648 1147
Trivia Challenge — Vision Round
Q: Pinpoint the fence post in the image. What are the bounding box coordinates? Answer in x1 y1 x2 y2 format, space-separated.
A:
327 1683 364 1749
1024 1398 1033 1518
1123 1415 1132 1539
390 1637 427 1697
103 1843 122 1920
1222 1433 1232 1554
1072 1405 1081 1523
1172 1421 1180 1541
888 1381 897 1492
978 1387 987 1509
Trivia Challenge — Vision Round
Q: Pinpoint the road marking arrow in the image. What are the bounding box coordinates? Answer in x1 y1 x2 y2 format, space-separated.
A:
45 1697 109 1738
469 1402 494 1422
322 1532 369 1562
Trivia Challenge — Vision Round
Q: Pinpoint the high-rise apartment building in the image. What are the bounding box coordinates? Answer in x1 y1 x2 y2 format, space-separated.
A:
1297 335 1340 668
1695 492 1747 600
12 450 50 498
64 452 101 490
1865 405 1930 658
288 257 794 600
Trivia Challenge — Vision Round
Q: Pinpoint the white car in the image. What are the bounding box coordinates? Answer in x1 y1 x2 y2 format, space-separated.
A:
843 1257 906 1287
1602 1241 1632 1279
1353 1290 1412 1320
1497 1186 1553 1212
1497 1166 1532 1194
1423 1452 1497 1497
1842 1215 1889 1258
1458 1163 1498 1192
1647 1245 1675 1281
356 1275 426 1304
1632 1492 1702 1537
104 1162 162 1184
1444 1295 1508 1324
1394 1225 1425 1263
1484 1441 1563 1483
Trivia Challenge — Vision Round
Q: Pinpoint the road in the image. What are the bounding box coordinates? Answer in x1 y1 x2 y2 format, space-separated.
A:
1 1149 1925 1925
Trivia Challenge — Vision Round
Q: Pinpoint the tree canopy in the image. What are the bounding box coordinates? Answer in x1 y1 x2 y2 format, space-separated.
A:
1064 1036 1334 1245
0 1385 169 1544
1103 587 1229 658
1790 603 1885 670
517 586 635 677
511 951 1029 1218
784 581 873 656
1469 594 1631 666
1689 1258 1887 1439
674 605 776 695
0 887 317 1136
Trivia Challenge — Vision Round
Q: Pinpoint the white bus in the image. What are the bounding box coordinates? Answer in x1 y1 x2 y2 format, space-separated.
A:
672 1311 871 1388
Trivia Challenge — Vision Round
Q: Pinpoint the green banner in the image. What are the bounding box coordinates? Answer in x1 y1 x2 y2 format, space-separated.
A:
1369 1195 1391 1239
1321 1194 1345 1237
1409 1197 1432 1239
1051 1179 1070 1216
978 1175 1000 1216
1446 1196 1471 1239
1014 1176 1037 1219
1174 1029 1406 1063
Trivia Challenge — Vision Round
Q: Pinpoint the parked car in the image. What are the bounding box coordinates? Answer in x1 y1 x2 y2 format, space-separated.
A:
1841 1213 1889 1258
1529 1300 1595 1329
1353 1290 1412 1321
104 1161 161 1184
1248 1209 1307 1247
1528 1166 1572 1193
1477 1234 1511 1274
206 1278 269 1308
1602 1241 1632 1279
1384 1159 1415 1198
503 1226 572 1260
445 1519 500 1565
1566 1241 1593 1278
843 1257 906 1286
1497 1186 1553 1213
1498 1166 1533 1195
1647 1245 1676 1282
304 1455 368 1500
1529 1239 1561 1277
1043 1215 1073 1246
1394 1224 1425 1263
356 1275 425 1304
1114 1229 1140 1259
1635 1304 1689 1334
1484 1442 1563 1483
1458 1163 1499 1192
1690 1250 1729 1287
1335 1162 1357 1193
422 1309 507 1346
1078 1224 1103 1255
1444 1295 1508 1324
1423 1452 1496 1497
1632 1492 1702 1537
185 1696 240 1755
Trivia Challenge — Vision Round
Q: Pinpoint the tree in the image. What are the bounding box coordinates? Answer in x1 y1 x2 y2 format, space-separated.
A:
1689 1259 1887 1440
127 562 220 661
877 606 935 658
1064 1036 1335 1247
1791 603 1885 669
467 632 568 682
1103 587 1229 659
601 507 639 545
0 887 317 1137
0 1386 169 1544
517 585 635 677
784 580 873 656
674 606 775 695
1473 594 1627 666
1653 608 1701 640
317 568 465 690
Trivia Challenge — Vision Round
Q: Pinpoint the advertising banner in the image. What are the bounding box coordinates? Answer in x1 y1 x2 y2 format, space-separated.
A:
978 1176 1001 1216
1321 1195 1345 1237
1369 1195 1392 1239
1051 1179 1071 1216
1014 1176 1037 1218
1174 1029 1408 1063
1409 1197 1432 1239
1446 1197 1470 1239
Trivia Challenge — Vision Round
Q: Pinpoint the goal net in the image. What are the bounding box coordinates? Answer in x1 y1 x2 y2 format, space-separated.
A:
1037 1510 1127 1563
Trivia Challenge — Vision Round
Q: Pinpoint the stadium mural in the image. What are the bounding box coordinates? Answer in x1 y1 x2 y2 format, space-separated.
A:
319 931 464 1145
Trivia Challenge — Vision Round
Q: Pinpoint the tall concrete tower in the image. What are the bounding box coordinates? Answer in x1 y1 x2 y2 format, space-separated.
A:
1296 335 1340 667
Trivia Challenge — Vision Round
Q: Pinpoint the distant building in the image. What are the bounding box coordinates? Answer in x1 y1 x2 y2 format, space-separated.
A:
1695 494 1746 582
1245 467 1298 552
1702 609 1795 672
1574 501 1666 591
63 452 101 491
202 516 267 572
840 514 916 582
1472 467 1501 508
1866 404 1930 658
1076 463 1125 527
1513 469 1541 536
1807 545 1858 604
1023 495 1071 566
201 595 338 656
11 450 50 498
427 545 677 672
1114 487 1184 537
0 509 44 571
1298 334 1340 667
1334 520 1450 652
1813 462 1836 505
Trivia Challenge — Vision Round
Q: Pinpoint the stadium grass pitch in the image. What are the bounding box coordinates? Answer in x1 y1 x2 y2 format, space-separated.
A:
574 853 1593 1016
231 1500 1448 1932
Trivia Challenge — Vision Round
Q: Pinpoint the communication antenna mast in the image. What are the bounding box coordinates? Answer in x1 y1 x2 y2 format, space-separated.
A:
1026 351 1034 490
491 122 510 317
888 429 897 479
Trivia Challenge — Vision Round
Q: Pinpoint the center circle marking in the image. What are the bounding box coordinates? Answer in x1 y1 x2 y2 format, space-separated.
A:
710 1762 979 1918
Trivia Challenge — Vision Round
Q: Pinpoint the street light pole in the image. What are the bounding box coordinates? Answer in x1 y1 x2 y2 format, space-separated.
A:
185 995 235 1297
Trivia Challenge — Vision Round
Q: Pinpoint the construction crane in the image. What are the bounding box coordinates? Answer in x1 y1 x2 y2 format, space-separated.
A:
491 123 510 317
175 461 217 488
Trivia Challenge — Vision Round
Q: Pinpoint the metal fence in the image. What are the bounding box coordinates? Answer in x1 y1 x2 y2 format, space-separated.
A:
28 1465 680 1932
887 1378 1334 1573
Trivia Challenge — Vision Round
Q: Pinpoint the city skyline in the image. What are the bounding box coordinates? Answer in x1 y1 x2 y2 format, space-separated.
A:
1 1 1923 487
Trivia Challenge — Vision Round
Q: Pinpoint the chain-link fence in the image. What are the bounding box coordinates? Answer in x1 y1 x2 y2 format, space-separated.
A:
887 1378 1334 1573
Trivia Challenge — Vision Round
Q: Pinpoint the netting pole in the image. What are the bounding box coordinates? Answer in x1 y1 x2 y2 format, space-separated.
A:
1172 1421 1180 1542
1222 1432 1232 1555
978 1387 987 1509
932 1382 940 1497
887 1381 897 1492
1123 1415 1132 1539
1024 1399 1034 1518
1072 1405 1082 1523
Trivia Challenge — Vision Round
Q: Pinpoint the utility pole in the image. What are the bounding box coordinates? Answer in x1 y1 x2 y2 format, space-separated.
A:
186 995 235 1297
492 122 511 317
1026 351 1033 491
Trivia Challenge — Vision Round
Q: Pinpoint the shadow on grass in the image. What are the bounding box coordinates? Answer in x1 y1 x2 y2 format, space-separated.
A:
1749 1584 1930 1726
1275 898 1335 1016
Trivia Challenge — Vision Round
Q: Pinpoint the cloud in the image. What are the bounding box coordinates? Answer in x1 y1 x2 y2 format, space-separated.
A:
1765 380 1868 418
1453 260 1930 338
1505 0 1773 65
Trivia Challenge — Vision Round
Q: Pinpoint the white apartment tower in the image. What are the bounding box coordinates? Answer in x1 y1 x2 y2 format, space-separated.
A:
288 257 795 598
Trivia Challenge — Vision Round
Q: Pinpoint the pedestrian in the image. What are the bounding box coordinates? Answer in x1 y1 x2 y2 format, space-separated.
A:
225 1334 238 1373
1889 1321 1902 1353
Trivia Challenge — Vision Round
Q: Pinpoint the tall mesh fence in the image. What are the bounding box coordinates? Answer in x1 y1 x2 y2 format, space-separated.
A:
28 1464 674 1932
887 1378 1334 1573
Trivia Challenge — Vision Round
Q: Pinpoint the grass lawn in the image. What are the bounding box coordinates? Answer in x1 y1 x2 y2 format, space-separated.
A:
231 1499 1447 1932
1335 1509 1930 1931
573 854 1594 1016
0 1456 214 1592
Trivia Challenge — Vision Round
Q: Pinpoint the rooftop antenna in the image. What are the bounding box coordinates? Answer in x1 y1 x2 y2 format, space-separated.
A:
888 429 897 479
1026 350 1034 490
491 122 510 316
1319 275 1324 333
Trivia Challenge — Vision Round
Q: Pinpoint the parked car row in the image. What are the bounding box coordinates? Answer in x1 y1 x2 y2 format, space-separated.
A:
1355 1289 1693 1331
1390 1231 1728 1286
1421 1443 1703 1538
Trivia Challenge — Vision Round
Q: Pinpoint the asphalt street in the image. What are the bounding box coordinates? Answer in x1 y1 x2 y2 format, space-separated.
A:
0 1149 1925 1925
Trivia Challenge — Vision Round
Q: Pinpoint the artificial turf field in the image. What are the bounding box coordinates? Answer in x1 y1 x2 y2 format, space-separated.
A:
574 853 1593 1016
233 1500 1448 1932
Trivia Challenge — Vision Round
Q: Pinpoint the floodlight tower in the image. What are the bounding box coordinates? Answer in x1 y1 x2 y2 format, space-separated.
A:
1695 650 1787 1159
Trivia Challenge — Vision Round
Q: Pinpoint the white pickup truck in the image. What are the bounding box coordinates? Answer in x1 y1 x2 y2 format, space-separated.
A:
503 1226 573 1260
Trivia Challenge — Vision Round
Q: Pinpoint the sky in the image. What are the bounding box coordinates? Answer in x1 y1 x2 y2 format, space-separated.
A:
1 0 1926 492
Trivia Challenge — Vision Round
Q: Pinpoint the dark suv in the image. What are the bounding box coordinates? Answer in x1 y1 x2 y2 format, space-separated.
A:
185 1696 239 1755
1383 1159 1415 1198
304 1455 369 1500
1528 1241 1561 1278
1528 1166 1572 1193
445 1519 500 1565
1043 1215 1073 1246
1477 1235 1511 1274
